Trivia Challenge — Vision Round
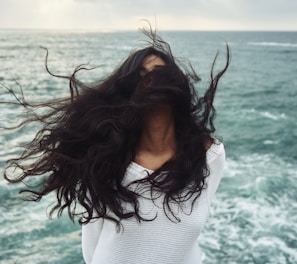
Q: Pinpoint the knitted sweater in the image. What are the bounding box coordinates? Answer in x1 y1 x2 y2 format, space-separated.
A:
82 141 225 264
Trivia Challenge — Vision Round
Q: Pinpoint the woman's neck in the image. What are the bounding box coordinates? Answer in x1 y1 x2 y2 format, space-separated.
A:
134 105 176 170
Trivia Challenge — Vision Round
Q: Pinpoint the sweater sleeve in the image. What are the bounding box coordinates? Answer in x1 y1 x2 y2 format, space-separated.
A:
206 141 225 206
81 216 104 264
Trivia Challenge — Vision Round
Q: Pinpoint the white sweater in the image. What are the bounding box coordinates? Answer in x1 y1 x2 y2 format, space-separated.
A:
82 141 225 264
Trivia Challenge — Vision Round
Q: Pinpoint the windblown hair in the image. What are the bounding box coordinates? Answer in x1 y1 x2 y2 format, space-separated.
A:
3 29 229 227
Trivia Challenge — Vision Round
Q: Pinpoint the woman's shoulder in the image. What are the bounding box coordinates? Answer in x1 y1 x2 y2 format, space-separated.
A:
206 138 225 165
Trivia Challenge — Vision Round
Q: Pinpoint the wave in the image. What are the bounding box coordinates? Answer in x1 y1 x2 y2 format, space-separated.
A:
199 153 297 263
248 42 297 48
259 111 287 121
263 139 279 145
242 108 288 121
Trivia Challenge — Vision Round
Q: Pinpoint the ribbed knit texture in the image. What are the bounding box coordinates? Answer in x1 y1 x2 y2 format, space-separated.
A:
82 141 225 264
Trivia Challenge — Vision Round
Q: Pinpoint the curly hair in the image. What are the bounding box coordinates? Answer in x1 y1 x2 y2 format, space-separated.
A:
3 28 230 228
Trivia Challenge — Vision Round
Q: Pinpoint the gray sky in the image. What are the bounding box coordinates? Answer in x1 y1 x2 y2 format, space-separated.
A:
0 0 296 31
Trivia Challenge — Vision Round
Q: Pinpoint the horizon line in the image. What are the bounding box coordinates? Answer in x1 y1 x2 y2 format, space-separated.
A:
0 27 296 33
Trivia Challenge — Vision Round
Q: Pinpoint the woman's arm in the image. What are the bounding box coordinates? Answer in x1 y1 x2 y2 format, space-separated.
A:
206 141 225 205
81 217 104 264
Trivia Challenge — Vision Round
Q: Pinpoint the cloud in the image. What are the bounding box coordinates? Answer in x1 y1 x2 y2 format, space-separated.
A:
0 0 296 30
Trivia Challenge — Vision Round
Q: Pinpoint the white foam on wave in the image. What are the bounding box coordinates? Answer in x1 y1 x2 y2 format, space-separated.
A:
240 109 287 122
259 111 287 120
248 42 297 48
263 139 279 145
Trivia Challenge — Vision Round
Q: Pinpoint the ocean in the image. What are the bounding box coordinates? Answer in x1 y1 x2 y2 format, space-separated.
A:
0 30 296 264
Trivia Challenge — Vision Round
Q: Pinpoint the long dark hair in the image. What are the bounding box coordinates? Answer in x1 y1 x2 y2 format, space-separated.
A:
3 29 230 228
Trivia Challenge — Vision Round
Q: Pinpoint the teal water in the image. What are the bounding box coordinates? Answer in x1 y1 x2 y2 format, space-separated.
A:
0 30 296 264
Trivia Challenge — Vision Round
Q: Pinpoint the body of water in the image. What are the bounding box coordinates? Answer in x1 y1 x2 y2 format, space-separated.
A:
0 30 296 263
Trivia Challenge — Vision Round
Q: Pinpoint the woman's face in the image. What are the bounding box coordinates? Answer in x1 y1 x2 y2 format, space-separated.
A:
138 54 173 117
140 54 165 77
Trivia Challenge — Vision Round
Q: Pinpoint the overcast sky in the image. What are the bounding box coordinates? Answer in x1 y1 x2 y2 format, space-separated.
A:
0 0 296 31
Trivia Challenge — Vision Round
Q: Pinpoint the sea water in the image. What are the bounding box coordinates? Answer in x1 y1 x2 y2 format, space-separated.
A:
0 30 296 264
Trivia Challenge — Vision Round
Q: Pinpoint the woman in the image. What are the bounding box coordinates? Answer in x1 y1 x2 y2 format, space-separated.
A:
4 29 229 263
